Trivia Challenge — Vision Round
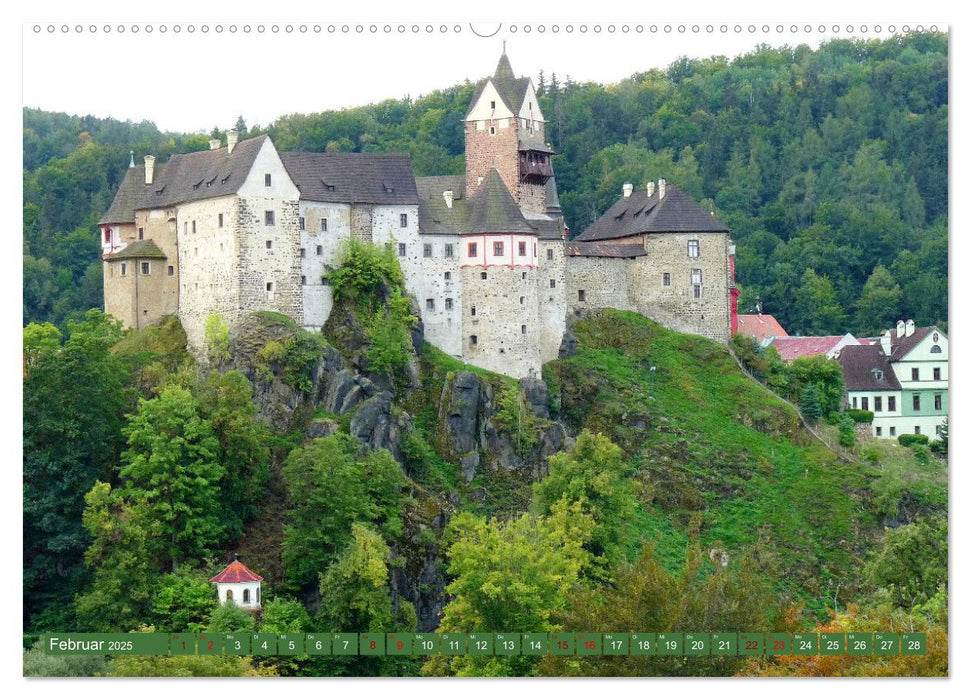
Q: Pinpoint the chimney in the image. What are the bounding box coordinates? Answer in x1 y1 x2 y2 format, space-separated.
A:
658 178 666 199
144 155 156 185
622 182 633 198
209 138 221 150
896 320 905 338
880 329 892 356
443 190 454 209
227 129 238 155
905 319 915 337
646 181 655 197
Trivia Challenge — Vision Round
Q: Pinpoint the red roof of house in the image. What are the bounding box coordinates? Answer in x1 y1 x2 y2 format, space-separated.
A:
736 314 788 344
210 560 263 584
770 336 846 362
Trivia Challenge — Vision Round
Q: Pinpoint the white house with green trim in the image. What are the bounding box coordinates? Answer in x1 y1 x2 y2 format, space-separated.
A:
836 321 947 440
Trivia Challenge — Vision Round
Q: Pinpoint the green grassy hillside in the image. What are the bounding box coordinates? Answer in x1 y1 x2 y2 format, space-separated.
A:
545 310 920 613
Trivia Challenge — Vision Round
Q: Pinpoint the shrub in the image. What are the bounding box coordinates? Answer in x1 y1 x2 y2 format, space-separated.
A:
204 314 230 364
898 433 930 448
255 339 285 381
494 383 542 455
845 409 874 424
912 444 932 465
838 413 856 448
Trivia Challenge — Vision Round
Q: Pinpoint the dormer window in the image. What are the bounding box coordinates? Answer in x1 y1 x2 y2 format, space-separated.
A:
871 369 884 380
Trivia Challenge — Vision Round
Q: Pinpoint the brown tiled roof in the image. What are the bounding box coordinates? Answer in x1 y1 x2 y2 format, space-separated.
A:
565 241 647 258
210 560 263 584
770 335 846 362
575 183 729 242
466 53 532 118
104 239 167 261
415 170 535 236
736 314 789 343
280 152 419 205
99 166 146 225
887 326 936 361
838 344 901 391
526 215 566 241
138 134 269 209
466 170 535 234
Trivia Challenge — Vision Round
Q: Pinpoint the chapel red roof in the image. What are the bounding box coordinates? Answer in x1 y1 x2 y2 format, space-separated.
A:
210 560 263 584
736 314 788 344
770 335 847 362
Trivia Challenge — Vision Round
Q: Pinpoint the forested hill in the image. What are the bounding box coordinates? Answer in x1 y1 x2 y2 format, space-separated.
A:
23 33 947 335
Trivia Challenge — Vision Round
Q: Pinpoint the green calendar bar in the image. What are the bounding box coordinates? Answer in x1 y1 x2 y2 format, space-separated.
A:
847 633 871 656
549 632 574 655
197 633 222 655
603 633 628 655
495 633 520 656
684 633 710 656
873 633 898 655
414 633 439 655
902 633 927 656
360 633 385 656
278 633 305 655
441 633 467 655
42 633 170 656
522 633 547 655
387 633 413 656
305 633 331 655
38 630 926 657
576 632 601 656
630 633 656 655
251 634 277 656
739 633 764 656
469 633 494 656
766 632 791 655
711 633 737 656
223 633 250 655
332 633 358 655
820 633 845 655
171 633 195 655
792 633 818 655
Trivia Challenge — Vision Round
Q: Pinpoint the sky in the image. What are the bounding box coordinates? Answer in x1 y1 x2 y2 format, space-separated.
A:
21 21 944 134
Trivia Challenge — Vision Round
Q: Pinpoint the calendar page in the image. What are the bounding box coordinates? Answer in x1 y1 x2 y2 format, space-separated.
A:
19 3 950 686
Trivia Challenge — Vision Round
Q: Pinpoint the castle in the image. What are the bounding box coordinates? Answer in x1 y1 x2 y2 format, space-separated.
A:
100 52 737 379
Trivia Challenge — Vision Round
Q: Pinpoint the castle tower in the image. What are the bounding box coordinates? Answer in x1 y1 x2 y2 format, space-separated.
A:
464 51 554 216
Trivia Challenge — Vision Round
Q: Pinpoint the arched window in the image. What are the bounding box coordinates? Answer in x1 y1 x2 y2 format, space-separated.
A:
243 589 250 604
930 345 942 353
226 589 233 601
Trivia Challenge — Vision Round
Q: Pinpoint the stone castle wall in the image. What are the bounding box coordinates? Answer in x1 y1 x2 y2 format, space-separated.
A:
538 239 567 364
416 235 463 357
176 196 243 351
564 231 732 344
460 264 541 378
465 119 520 199
299 202 352 329
629 232 732 343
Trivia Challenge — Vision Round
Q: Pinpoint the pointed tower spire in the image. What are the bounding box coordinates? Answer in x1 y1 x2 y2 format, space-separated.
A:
494 48 515 81
129 150 135 168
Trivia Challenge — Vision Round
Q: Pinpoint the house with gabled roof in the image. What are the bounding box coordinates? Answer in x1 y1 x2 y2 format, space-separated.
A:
836 320 948 440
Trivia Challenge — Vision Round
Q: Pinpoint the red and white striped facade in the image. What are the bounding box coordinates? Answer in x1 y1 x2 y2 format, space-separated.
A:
459 233 538 269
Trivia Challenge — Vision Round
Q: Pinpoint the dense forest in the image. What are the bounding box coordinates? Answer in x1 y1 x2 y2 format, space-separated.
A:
24 33 946 336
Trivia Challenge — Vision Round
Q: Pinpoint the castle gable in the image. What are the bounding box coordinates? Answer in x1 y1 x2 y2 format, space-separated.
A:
465 53 532 120
280 152 419 205
576 183 729 242
136 134 269 210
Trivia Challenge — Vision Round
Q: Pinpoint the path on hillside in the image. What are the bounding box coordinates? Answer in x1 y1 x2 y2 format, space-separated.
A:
726 347 858 465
